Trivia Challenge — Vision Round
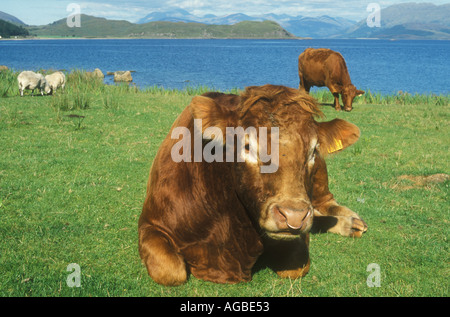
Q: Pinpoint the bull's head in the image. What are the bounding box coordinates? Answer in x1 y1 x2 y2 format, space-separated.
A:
189 85 360 241
342 85 365 112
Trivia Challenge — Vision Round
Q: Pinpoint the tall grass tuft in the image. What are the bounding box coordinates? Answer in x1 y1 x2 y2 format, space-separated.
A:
101 87 120 110
66 69 104 93
0 69 18 97
50 69 103 111
142 85 213 96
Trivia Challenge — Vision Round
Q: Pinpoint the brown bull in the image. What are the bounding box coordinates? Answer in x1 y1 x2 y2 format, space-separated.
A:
298 48 365 111
138 85 367 286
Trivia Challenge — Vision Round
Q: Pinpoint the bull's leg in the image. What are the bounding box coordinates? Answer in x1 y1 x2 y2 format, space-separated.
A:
311 156 367 237
263 234 310 279
138 226 187 286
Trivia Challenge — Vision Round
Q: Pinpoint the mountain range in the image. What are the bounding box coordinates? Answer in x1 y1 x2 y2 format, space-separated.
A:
136 3 450 39
137 8 357 39
343 2 450 39
1 2 449 39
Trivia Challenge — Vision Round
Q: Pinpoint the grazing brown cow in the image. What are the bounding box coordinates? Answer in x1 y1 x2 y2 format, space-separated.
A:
138 85 367 286
298 48 365 112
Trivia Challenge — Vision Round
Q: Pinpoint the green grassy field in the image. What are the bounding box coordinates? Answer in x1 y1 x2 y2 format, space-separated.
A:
0 70 448 297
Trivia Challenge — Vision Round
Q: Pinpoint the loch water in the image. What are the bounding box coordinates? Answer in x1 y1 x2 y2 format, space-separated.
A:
0 38 448 94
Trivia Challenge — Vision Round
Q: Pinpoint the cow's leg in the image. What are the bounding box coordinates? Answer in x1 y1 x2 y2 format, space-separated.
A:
298 73 310 94
311 155 367 237
263 234 310 279
138 226 187 286
332 92 341 111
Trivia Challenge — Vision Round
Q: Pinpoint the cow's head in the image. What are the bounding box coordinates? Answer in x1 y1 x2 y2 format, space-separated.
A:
189 85 360 241
342 85 365 112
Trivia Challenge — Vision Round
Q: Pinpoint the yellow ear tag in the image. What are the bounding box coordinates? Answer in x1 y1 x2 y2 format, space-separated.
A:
327 139 343 154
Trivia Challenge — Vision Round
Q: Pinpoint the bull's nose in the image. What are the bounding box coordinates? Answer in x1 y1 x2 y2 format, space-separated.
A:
272 205 312 231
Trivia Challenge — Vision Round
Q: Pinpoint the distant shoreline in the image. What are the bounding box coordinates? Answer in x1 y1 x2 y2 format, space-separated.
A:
3 37 449 41
1 36 306 40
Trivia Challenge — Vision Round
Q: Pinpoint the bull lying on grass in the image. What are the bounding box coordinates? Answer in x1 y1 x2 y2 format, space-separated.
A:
139 84 367 286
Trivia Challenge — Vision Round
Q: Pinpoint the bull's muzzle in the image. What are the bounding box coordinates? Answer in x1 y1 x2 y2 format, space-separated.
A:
271 204 313 232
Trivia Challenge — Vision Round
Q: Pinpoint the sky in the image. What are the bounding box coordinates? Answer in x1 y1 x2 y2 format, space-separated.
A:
2 0 449 25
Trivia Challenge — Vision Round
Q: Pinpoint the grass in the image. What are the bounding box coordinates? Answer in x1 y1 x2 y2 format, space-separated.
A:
0 69 449 297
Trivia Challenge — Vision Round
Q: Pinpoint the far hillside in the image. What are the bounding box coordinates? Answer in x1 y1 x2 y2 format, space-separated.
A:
0 19 29 38
0 10 26 25
27 14 295 39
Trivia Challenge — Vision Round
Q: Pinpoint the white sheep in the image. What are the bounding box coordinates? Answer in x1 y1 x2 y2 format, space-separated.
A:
17 71 51 97
45 71 66 94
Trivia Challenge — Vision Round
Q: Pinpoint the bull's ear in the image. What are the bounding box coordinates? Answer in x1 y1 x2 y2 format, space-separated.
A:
356 89 365 97
317 119 360 155
189 96 231 144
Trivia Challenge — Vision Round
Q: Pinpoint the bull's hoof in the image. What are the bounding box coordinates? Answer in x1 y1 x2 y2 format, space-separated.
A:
349 217 368 238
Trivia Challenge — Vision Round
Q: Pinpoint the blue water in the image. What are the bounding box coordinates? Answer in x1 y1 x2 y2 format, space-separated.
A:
0 39 449 94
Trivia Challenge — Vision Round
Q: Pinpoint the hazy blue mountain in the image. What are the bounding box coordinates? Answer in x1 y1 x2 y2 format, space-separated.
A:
137 8 198 23
138 10 262 25
204 13 262 25
137 9 356 38
276 15 357 38
341 2 450 39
